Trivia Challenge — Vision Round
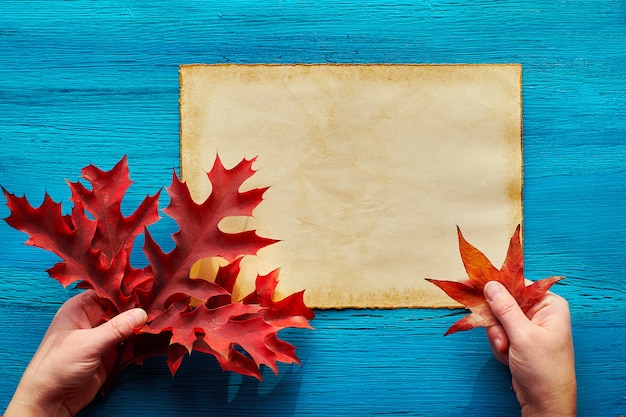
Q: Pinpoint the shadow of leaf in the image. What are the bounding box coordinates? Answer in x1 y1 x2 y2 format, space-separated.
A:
80 347 304 417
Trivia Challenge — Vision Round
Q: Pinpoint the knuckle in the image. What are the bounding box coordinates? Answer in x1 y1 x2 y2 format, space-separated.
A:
495 300 518 317
107 317 128 339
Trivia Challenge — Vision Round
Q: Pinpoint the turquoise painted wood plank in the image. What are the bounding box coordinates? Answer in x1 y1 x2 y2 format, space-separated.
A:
0 1 625 415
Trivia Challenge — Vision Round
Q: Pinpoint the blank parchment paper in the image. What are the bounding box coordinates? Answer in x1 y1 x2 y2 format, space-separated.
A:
179 64 522 309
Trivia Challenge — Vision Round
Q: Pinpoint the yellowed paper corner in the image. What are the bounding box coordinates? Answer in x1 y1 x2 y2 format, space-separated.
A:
179 64 522 309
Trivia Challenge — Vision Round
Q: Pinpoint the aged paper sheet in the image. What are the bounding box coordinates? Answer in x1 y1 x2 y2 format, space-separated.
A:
180 64 522 308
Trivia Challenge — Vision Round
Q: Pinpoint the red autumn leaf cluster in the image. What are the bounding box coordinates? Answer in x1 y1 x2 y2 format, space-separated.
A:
427 225 562 335
3 155 314 385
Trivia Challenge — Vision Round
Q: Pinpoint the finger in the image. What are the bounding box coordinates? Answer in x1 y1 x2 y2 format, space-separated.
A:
89 308 148 349
48 291 103 331
79 291 113 327
486 325 510 365
483 281 529 342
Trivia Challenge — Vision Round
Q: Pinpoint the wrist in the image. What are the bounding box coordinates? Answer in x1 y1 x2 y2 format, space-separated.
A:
4 383 70 417
5 398 57 417
5 399 68 417
522 409 576 417
520 383 577 417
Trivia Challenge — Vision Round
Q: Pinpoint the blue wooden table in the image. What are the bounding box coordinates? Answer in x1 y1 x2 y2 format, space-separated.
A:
1 1 625 416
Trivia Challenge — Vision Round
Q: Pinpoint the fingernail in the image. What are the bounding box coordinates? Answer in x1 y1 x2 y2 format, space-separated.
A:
492 336 503 353
484 281 504 302
127 309 148 328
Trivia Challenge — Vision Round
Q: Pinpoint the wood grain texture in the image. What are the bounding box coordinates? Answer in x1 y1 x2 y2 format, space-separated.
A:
0 1 625 415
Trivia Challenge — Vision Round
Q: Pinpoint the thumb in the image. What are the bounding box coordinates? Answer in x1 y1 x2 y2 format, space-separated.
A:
90 308 148 349
483 281 529 342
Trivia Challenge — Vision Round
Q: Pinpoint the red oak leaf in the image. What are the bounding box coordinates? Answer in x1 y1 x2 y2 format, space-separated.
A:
242 268 315 329
141 155 279 318
3 189 138 313
67 155 161 261
3 155 314 389
426 225 563 335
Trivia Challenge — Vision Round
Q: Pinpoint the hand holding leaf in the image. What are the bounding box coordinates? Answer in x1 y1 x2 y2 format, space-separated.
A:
427 225 562 335
3 156 314 387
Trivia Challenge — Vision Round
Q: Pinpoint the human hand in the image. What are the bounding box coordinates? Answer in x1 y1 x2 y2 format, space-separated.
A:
4 290 148 417
483 281 577 417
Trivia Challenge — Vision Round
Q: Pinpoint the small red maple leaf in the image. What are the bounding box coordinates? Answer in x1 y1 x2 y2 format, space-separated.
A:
3 155 314 389
426 225 562 335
